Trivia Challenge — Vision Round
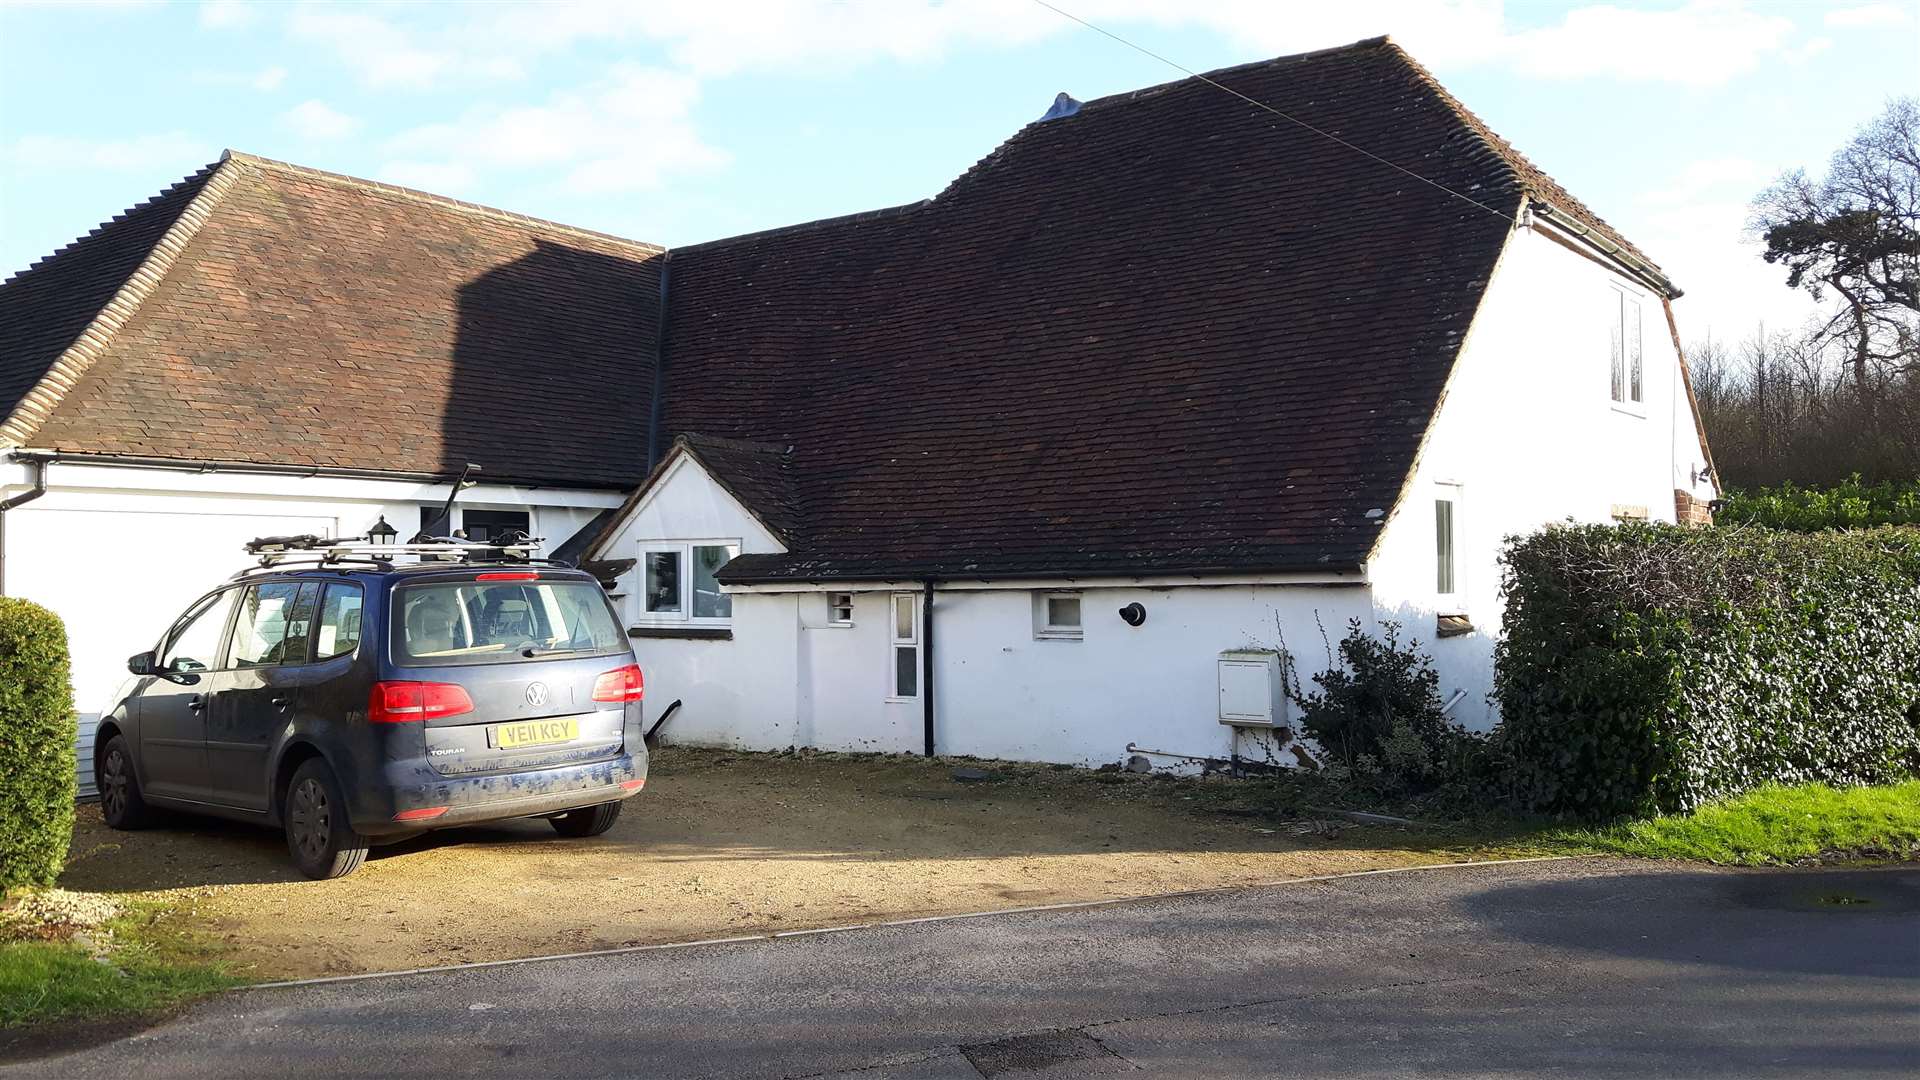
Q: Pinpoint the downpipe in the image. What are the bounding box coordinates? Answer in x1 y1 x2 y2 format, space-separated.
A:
0 457 50 595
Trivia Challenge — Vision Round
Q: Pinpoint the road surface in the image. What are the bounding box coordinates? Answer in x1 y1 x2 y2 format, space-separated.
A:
16 858 1918 1077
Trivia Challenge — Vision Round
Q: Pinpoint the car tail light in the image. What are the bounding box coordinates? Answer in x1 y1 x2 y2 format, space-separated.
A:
369 681 475 723
591 664 645 703
394 806 450 822
476 572 539 581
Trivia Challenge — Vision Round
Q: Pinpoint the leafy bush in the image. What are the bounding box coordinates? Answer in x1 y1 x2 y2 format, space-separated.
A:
1718 475 1920 531
0 599 75 894
1294 619 1489 793
1495 523 1920 819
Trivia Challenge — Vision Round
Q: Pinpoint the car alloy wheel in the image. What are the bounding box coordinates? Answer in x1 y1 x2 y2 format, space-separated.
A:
102 748 130 821
287 776 333 864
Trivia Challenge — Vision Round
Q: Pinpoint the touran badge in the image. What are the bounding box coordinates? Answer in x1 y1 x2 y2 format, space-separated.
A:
525 681 550 707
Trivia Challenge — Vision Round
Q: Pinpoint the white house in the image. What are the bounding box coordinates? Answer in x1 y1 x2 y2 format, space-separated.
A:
577 37 1716 767
1 37 1714 780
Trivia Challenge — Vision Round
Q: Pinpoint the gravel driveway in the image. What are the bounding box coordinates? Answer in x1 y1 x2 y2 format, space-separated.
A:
58 748 1483 979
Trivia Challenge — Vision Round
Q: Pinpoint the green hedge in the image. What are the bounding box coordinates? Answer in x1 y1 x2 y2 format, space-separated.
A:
1494 523 1920 819
0 598 75 893
1717 476 1920 531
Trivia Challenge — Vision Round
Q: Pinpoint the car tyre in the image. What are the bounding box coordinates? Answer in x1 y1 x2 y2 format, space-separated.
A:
284 758 370 879
550 801 622 838
97 735 154 830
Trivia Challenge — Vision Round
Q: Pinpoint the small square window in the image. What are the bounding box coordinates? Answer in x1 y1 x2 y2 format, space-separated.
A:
828 592 853 626
1034 592 1084 640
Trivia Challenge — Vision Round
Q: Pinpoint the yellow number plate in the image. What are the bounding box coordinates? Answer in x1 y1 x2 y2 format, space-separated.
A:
493 718 579 750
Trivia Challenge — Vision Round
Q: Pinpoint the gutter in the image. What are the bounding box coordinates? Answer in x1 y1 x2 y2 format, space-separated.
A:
1530 200 1683 300
0 457 49 595
6 450 630 491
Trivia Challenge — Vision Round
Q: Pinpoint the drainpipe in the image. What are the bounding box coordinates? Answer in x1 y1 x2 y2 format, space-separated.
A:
0 457 50 595
922 579 936 758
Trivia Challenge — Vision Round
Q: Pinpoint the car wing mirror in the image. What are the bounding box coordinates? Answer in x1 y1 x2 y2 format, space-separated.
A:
127 651 157 676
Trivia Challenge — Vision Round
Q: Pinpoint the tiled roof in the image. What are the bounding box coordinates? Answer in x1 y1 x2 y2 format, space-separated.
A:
1 152 664 488
669 37 1555 581
2 39 1677 581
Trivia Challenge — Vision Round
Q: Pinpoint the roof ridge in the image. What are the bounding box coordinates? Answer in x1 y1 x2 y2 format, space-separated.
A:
670 200 929 256
0 158 242 446
222 151 667 255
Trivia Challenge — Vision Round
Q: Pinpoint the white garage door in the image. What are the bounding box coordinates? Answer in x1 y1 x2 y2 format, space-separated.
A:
5 506 337 726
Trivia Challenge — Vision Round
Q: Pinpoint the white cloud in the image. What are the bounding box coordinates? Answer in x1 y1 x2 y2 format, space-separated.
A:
1824 3 1914 28
1500 2 1795 86
383 64 727 194
1619 157 1818 341
198 0 255 30
288 4 454 90
252 65 287 91
5 132 211 170
281 100 359 140
1638 157 1770 208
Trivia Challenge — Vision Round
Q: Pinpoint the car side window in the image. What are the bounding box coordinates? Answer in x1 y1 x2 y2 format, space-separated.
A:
161 590 237 674
224 582 320 668
315 583 365 661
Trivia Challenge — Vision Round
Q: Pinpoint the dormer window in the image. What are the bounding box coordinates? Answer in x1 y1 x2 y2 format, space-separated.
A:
637 540 739 624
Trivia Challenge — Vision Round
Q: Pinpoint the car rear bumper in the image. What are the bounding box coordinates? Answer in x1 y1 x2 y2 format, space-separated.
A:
358 749 647 835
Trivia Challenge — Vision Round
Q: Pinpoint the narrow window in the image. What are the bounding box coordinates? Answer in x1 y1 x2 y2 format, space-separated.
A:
691 544 735 618
1611 288 1644 406
891 593 918 698
827 592 854 626
1435 497 1457 598
644 549 682 615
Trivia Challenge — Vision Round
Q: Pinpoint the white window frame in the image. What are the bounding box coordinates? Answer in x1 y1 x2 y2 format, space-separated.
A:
826 592 854 627
1609 284 1646 413
634 538 740 626
888 593 920 701
1033 591 1084 641
1435 484 1461 609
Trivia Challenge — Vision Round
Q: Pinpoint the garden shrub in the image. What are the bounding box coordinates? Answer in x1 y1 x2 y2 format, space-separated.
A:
1495 523 1920 819
1717 475 1920 531
1294 619 1489 793
0 598 75 893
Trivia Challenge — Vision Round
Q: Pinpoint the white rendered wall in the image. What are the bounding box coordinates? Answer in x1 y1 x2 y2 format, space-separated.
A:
646 582 1375 767
0 462 620 723
1365 223 1716 729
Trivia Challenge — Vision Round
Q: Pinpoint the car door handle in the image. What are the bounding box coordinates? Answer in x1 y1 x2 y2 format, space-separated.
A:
187 695 206 713
271 696 292 709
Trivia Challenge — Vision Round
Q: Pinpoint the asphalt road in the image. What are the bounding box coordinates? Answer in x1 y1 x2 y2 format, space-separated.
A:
18 858 1918 1078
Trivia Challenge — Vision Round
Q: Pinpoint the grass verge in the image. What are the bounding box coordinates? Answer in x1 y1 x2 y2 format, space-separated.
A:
1558 781 1920 866
0 895 238 1032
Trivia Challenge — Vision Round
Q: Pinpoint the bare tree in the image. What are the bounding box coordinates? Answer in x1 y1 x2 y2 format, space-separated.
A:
1750 98 1920 408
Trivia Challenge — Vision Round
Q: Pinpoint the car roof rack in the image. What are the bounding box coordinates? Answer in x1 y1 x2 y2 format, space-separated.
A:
235 533 555 577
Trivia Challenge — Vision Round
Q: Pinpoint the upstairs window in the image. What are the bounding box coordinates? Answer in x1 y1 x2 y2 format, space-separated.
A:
1610 287 1644 407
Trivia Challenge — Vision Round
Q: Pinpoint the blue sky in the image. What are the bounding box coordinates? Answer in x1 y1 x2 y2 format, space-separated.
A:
2 0 1917 343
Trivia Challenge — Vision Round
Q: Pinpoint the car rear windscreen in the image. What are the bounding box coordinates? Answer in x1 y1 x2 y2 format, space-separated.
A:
394 579 626 666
